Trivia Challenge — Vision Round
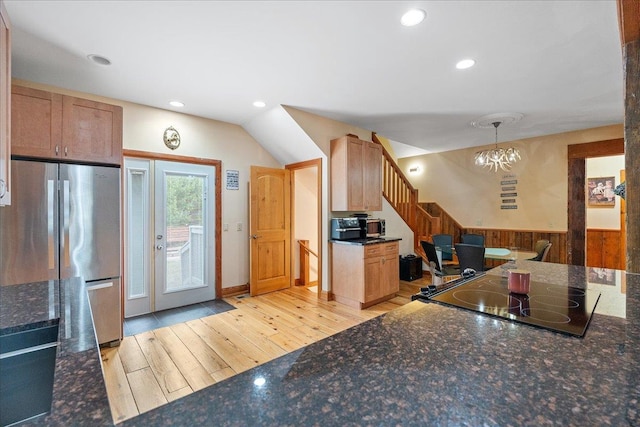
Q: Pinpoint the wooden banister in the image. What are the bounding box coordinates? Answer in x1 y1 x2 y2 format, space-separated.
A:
372 133 442 251
298 240 318 286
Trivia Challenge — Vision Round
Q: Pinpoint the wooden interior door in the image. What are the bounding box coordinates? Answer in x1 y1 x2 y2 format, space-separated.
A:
250 166 291 296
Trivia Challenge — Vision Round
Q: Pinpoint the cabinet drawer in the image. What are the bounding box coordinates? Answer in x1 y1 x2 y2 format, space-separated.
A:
364 242 398 258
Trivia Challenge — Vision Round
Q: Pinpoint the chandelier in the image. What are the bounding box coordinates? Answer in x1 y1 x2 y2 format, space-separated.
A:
474 121 521 172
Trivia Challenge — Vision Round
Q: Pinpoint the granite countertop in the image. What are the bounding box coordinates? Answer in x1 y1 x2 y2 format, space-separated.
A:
0 278 112 426
330 237 402 245
2 262 638 426
122 261 640 426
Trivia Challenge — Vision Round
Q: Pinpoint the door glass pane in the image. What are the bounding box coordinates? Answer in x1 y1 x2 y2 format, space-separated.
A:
128 171 146 298
165 173 206 292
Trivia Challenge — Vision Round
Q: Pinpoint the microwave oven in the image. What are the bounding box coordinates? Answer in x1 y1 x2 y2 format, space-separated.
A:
361 218 385 238
330 217 386 240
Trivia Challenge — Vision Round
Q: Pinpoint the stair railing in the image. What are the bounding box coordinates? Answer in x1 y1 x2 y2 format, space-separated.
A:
372 133 441 250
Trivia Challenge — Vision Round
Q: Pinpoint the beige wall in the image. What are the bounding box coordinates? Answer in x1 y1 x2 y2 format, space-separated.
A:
293 167 318 282
13 79 281 289
398 125 623 231
586 155 625 230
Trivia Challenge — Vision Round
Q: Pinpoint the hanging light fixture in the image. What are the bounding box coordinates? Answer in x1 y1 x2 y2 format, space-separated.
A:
472 114 522 172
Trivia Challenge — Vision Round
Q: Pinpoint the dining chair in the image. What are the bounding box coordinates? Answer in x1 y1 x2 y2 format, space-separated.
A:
528 240 550 261
420 240 461 279
461 233 485 246
454 243 486 272
431 234 455 262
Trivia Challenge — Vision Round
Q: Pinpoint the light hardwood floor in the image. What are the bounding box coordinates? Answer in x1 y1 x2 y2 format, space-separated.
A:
100 279 428 424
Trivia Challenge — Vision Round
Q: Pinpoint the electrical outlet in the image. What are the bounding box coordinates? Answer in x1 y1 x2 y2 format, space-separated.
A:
476 219 482 226
236 222 242 231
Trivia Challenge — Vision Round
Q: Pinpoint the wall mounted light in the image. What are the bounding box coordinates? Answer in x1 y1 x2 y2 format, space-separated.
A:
409 166 421 174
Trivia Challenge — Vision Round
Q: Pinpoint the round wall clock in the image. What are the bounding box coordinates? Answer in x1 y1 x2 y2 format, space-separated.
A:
163 126 181 150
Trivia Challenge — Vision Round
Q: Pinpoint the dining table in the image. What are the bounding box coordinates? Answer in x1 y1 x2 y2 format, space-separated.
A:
435 245 538 262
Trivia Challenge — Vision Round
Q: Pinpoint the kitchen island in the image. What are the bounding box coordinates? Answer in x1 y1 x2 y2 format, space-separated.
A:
2 261 638 426
123 261 639 426
0 278 112 426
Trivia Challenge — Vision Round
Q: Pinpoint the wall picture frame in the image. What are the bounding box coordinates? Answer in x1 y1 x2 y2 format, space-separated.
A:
587 176 615 207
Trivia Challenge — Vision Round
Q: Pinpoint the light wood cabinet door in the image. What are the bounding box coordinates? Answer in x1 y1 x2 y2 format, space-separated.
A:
11 86 123 166
368 242 399 299
62 96 122 165
363 255 383 301
11 85 63 158
330 135 382 211
363 142 382 211
381 252 400 296
0 0 10 206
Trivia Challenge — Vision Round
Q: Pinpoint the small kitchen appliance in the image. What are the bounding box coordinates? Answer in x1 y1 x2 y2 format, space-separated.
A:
330 215 385 241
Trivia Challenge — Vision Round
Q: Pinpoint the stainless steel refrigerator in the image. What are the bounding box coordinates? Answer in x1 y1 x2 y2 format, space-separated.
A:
0 159 121 345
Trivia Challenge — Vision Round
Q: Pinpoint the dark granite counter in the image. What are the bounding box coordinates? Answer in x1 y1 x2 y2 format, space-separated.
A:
121 261 639 426
3 261 639 426
330 237 402 245
0 278 112 426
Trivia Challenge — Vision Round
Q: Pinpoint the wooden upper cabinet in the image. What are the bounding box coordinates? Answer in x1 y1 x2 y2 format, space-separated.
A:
330 135 382 211
0 0 11 206
363 141 382 211
62 96 122 165
11 85 122 165
11 85 63 159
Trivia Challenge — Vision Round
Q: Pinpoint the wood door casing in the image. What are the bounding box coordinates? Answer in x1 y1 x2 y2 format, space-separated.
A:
250 166 291 296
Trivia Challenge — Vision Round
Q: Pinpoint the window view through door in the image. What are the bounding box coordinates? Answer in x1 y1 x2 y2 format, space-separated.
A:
124 158 216 317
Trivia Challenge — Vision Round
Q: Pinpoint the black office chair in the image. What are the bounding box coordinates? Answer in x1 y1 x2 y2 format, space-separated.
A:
455 243 486 272
461 233 485 246
432 234 455 262
420 241 461 278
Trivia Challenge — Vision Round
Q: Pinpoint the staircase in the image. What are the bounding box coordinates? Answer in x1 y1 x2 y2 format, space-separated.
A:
372 133 441 251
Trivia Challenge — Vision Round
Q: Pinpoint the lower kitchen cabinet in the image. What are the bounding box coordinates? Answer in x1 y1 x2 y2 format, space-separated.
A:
331 241 399 309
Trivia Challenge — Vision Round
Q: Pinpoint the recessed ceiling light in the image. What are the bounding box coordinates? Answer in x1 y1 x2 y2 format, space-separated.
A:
253 101 266 108
401 9 426 27
456 59 476 70
169 101 185 107
87 54 111 66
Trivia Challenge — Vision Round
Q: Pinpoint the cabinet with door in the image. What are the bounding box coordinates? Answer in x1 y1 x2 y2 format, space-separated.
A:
11 85 123 165
331 241 399 309
0 0 11 205
330 135 382 211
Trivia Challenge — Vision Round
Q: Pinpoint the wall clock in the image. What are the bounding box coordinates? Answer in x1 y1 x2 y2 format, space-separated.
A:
163 126 181 150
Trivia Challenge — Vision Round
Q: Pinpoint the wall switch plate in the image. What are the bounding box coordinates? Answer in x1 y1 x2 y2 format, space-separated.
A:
236 222 242 231
223 223 229 231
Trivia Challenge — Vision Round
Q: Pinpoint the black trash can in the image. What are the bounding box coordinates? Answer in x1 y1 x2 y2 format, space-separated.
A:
399 254 423 281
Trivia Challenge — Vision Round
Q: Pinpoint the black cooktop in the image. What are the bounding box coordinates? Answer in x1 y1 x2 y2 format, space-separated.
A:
412 274 601 337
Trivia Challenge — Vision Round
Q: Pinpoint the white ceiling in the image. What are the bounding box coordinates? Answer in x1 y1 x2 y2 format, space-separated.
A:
4 0 624 156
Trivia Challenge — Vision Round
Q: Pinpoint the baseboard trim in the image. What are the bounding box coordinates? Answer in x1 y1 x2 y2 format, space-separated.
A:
221 284 249 297
319 290 332 301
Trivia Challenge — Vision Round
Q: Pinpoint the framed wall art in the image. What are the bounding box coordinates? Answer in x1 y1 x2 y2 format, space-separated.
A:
587 176 615 207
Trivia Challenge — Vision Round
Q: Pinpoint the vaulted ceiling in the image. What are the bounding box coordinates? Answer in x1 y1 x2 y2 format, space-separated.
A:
4 1 624 157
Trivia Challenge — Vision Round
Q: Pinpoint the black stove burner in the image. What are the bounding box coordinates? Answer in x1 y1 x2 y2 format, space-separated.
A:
413 274 600 337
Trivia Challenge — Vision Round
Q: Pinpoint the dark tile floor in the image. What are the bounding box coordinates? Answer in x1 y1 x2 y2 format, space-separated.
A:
123 299 236 337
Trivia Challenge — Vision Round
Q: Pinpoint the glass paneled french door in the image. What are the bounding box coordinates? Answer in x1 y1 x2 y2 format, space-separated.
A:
124 158 216 317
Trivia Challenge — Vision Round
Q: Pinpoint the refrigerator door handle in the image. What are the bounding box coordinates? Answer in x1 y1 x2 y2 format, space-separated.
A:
47 180 56 271
62 180 70 269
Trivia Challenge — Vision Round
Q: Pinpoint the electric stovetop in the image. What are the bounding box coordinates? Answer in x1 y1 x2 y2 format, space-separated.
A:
412 273 601 337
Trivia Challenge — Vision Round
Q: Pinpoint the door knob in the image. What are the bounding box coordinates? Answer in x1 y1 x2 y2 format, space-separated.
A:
156 244 164 250
250 234 260 239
